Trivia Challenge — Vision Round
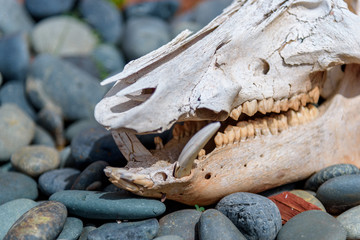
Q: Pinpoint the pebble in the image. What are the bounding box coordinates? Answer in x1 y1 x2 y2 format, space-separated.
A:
32 125 56 147
153 236 184 240
71 161 109 190
50 190 166 220
63 55 100 78
157 209 201 240
337 205 360 239
27 54 107 120
0 0 34 35
305 163 360 191
38 168 80 196
198 209 247 240
79 0 123 44
124 0 180 20
316 174 360 214
70 126 126 167
193 0 233 27
11 145 60 177
31 16 97 56
0 33 30 81
57 217 83 240
170 19 202 38
25 0 76 19
92 44 126 75
78 226 96 240
37 107 65 147
0 104 35 162
65 119 100 142
122 16 171 60
277 210 346 240
0 80 36 119
290 189 326 211
87 218 159 240
216 192 281 240
59 146 75 168
0 198 38 240
4 201 68 240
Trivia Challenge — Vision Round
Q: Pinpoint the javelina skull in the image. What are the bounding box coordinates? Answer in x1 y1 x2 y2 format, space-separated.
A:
95 0 360 205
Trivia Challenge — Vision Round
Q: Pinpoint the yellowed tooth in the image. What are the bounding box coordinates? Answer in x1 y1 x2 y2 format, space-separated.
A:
289 96 300 111
258 99 266 114
117 178 140 192
154 136 164 150
287 110 299 126
173 124 184 140
309 86 320 103
198 149 206 159
133 178 154 188
301 106 311 122
300 93 309 106
246 122 255 138
266 117 278 135
242 99 258 116
280 98 289 112
214 132 223 147
259 119 270 135
265 98 274 113
236 122 248 141
250 120 261 136
276 114 288 132
184 122 193 136
226 128 235 144
222 133 229 145
232 126 241 142
308 104 319 118
272 100 281 113
296 110 306 124
230 108 241 120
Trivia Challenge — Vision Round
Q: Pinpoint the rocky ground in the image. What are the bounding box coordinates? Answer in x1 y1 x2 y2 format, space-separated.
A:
0 0 360 239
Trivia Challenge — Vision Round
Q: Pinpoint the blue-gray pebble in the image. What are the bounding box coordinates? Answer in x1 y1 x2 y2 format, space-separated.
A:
39 168 80 196
216 192 281 240
305 164 360 191
71 160 108 190
57 217 83 240
154 236 184 240
124 0 179 20
92 44 125 75
0 0 34 35
32 125 56 147
65 119 99 142
277 210 346 240
50 190 166 220
25 0 75 19
193 0 233 27
63 55 100 78
337 205 360 240
316 174 360 214
0 171 38 204
78 226 96 240
88 218 159 240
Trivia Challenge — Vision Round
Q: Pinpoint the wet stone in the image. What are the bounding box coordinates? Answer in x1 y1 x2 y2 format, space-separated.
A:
4 201 68 240
337 205 360 240
11 145 60 177
88 218 159 240
25 0 76 19
277 210 346 240
216 192 281 240
38 168 80 196
157 209 201 240
316 174 360 214
57 217 83 240
0 0 34 35
290 189 326 211
305 163 360 191
49 190 166 220
198 209 247 240
0 198 38 240
71 160 109 190
124 0 180 20
0 104 35 162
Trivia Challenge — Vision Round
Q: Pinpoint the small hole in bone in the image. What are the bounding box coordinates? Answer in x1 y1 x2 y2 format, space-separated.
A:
260 154 264 158
250 58 270 76
154 172 168 181
205 173 211 179
261 59 270 75
244 164 247 167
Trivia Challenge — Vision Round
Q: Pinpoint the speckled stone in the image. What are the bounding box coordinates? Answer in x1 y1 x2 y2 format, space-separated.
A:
0 104 35 162
157 209 201 240
71 161 108 190
38 168 80 196
290 190 326 211
337 205 360 240
88 219 159 240
316 174 360 214
50 190 166 220
153 236 184 240
199 209 247 240
277 210 346 240
0 171 38 204
216 192 281 240
4 201 68 240
305 164 360 191
11 145 60 177
0 198 38 240
57 217 83 240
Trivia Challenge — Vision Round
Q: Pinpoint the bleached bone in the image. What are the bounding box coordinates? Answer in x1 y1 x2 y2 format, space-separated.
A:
96 0 360 205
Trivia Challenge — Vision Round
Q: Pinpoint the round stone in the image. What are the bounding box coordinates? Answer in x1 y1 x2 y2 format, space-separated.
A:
316 174 360 214
290 190 326 211
277 210 346 240
57 217 83 240
38 168 80 196
71 161 109 190
216 192 281 240
305 164 360 191
199 209 247 240
193 0 233 26
337 205 360 240
91 44 126 75
78 226 96 240
0 0 34 35
11 145 60 177
65 119 100 142
0 104 35 162
25 0 75 19
32 125 56 148
0 171 38 205
49 190 166 220
157 209 201 240
4 201 67 240
124 0 179 20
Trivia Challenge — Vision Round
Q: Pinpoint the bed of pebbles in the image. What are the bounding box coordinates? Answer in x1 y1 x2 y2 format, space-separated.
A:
0 0 360 239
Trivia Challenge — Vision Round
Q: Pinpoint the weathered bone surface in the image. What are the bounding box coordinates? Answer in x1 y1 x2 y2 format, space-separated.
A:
95 0 360 205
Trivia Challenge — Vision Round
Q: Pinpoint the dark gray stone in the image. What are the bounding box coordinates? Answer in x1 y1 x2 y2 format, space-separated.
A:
277 210 346 240
79 0 123 44
316 174 360 214
49 190 166 220
0 0 34 35
305 164 360 191
125 0 179 20
37 107 65 147
216 192 281 240
65 119 99 142
57 217 83 240
0 198 38 240
25 0 76 19
199 209 247 240
122 16 171 60
0 104 35 162
193 0 233 27
27 54 107 121
92 44 126 75
11 145 60 177
4 201 68 240
59 146 75 168
32 125 56 147
71 161 108 190
38 168 80 196
157 209 201 240
88 219 159 240
337 205 360 240
0 33 30 81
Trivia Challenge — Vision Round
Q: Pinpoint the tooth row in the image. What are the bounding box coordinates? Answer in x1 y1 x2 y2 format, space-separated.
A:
215 105 319 148
230 86 320 120
172 121 208 140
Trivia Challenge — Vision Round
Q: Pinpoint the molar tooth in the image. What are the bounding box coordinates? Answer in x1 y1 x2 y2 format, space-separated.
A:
300 93 309 106
286 110 299 126
230 108 241 120
259 119 270 135
222 133 229 145
154 136 164 150
246 122 255 139
225 128 235 144
265 98 274 113
236 122 248 141
198 149 206 159
266 117 278 135
309 86 320 103
258 99 267 114
250 120 262 136
276 114 288 132
232 126 241 142
214 132 223 147
288 96 300 111
280 99 289 112
242 100 258 116
174 122 220 178
308 104 319 118
272 100 281 113
172 124 184 140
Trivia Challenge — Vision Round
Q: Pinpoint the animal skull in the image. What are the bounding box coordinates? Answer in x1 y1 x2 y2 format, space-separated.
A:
95 0 360 205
